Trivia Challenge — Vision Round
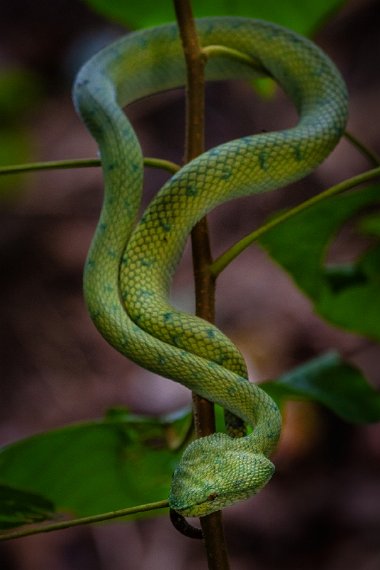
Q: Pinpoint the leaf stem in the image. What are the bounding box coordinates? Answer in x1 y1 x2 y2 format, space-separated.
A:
0 500 169 542
0 157 180 176
210 166 380 277
344 131 380 166
173 1 230 567
202 44 271 76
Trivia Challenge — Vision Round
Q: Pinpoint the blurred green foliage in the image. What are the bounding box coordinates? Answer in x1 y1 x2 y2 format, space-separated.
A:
0 485 54 530
259 186 380 341
1 352 378 527
84 0 345 35
264 352 380 423
0 409 190 525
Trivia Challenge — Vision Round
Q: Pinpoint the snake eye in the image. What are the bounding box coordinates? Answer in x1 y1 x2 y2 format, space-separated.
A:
207 492 218 501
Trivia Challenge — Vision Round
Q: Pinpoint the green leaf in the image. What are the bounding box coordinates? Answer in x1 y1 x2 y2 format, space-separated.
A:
84 0 346 35
259 186 380 340
0 484 54 530
0 409 190 519
359 212 380 237
262 352 380 423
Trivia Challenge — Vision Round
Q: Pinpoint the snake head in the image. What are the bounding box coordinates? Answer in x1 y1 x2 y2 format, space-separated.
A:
169 433 275 518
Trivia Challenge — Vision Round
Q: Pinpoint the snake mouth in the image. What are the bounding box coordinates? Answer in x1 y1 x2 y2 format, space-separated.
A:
170 487 251 518
169 487 221 517
171 498 220 518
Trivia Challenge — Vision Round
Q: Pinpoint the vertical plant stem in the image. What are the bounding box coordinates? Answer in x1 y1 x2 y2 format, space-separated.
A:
173 1 230 568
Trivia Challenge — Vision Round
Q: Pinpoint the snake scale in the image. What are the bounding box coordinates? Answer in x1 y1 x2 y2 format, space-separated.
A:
73 17 348 518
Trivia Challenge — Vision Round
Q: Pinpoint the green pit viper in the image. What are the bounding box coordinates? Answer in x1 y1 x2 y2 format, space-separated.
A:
73 17 348 518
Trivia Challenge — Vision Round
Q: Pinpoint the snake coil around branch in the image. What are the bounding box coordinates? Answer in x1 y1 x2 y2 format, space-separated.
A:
73 17 348 518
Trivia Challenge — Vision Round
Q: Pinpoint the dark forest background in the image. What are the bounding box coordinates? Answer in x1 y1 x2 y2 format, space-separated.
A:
0 0 380 568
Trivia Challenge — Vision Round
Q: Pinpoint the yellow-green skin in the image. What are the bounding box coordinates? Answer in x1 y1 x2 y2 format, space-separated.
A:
73 17 348 517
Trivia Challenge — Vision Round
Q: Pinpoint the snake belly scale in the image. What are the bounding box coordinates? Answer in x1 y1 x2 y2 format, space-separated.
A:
73 17 348 517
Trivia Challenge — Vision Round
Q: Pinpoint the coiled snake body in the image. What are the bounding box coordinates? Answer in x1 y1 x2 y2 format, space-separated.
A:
73 17 348 517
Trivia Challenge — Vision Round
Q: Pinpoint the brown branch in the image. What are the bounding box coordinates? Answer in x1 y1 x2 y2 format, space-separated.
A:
173 1 230 568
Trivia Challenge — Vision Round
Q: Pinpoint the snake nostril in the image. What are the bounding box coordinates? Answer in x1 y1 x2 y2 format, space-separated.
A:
208 492 218 501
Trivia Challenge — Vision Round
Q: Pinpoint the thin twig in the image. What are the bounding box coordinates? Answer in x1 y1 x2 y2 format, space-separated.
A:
0 157 180 176
0 500 169 542
344 131 380 167
210 165 380 277
173 1 230 568
202 44 271 76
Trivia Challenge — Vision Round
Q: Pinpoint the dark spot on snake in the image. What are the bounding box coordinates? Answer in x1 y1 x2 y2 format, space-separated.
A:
220 167 232 180
140 258 154 267
259 151 268 170
294 144 303 161
171 335 182 347
208 493 218 502
186 184 198 197
215 353 229 366
160 221 172 232
139 289 153 298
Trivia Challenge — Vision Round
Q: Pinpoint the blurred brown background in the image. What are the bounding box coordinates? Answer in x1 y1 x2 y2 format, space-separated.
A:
1 0 380 568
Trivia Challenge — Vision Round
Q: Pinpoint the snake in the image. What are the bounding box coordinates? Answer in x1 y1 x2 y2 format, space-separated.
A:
73 17 348 518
